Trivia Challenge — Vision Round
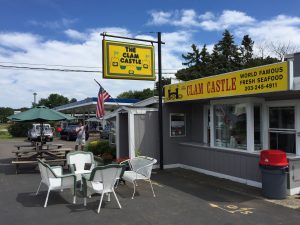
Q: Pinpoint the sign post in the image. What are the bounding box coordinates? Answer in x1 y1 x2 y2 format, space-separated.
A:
101 32 165 170
157 32 164 170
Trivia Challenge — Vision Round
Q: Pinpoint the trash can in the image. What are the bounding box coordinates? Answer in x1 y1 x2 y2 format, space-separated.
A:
259 150 289 199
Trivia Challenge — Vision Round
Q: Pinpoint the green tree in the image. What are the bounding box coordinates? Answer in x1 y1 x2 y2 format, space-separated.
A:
211 29 241 74
155 77 171 93
175 29 282 82
70 98 77 103
240 35 254 67
117 88 155 100
37 93 76 108
0 107 14 123
198 44 212 76
176 44 212 81
182 44 201 67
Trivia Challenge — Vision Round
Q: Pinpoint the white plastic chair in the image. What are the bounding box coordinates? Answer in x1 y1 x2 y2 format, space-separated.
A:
36 159 77 208
82 164 124 213
67 151 96 187
121 156 157 199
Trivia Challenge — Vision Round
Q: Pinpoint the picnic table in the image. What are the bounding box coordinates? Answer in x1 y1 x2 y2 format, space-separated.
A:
12 147 74 174
14 142 64 151
14 143 35 150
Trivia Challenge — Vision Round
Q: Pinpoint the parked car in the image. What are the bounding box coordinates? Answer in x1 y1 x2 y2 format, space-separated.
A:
27 123 54 142
100 126 110 139
60 124 80 141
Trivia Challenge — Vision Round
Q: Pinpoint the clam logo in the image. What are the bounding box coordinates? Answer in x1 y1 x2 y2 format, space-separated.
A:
166 86 183 101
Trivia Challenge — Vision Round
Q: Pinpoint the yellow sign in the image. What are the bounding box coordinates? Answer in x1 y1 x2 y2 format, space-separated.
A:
103 40 155 80
165 62 289 102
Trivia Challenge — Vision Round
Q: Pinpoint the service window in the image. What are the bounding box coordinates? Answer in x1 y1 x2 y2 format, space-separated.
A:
269 106 296 154
170 113 186 137
214 104 247 150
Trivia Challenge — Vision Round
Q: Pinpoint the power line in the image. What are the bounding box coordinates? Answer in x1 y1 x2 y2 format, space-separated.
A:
0 61 182 71
0 64 177 74
0 61 100 69
0 65 100 73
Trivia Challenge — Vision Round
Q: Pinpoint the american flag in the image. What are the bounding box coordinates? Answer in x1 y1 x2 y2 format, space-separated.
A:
96 85 111 118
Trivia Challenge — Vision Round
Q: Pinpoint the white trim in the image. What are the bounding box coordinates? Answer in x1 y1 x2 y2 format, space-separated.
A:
288 186 300 195
163 164 181 169
247 102 255 152
203 105 209 144
133 96 159 107
289 60 294 90
262 103 269 149
128 112 135 158
265 100 299 155
116 114 120 158
209 104 214 148
296 102 300 155
163 163 262 188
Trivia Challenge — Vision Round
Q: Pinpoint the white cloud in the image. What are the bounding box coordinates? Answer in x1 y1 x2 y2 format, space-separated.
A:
0 28 187 108
149 9 300 57
0 32 41 50
64 29 87 41
199 10 255 31
148 11 172 25
172 9 199 27
234 14 300 56
28 18 77 29
148 9 255 30
199 12 215 20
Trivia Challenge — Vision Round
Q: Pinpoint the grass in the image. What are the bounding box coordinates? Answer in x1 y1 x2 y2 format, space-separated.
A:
0 124 12 139
0 133 12 139
0 123 9 129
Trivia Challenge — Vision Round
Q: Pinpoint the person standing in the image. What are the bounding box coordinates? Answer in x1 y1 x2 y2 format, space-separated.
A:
75 121 86 151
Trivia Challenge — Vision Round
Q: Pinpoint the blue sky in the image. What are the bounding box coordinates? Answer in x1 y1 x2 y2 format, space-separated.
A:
1 0 300 108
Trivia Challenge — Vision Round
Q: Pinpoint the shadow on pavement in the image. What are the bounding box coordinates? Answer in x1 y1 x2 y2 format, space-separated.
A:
16 191 71 208
152 168 259 204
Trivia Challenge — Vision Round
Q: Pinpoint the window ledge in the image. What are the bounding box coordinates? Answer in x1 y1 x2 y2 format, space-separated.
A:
180 142 260 157
179 142 300 159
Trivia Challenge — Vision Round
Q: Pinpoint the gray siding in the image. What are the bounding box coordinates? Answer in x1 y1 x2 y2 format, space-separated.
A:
162 102 197 165
134 112 159 160
293 53 300 77
119 113 129 158
178 144 261 182
163 101 261 183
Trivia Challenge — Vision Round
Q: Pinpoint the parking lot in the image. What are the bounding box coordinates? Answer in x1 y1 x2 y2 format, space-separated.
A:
0 139 299 225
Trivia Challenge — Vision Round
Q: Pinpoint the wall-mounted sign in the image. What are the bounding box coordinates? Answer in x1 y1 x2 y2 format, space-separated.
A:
103 40 155 80
165 62 289 102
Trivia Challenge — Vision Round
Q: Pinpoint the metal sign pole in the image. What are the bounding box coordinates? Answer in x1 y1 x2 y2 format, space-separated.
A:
157 32 164 170
100 32 164 169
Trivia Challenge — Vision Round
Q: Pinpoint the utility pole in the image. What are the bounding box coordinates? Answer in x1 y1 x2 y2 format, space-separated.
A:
157 32 164 170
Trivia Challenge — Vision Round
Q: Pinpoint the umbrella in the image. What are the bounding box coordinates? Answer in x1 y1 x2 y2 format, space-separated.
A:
8 106 75 122
7 106 75 147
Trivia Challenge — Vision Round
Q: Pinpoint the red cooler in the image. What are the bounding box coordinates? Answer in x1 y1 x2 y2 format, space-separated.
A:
259 150 289 199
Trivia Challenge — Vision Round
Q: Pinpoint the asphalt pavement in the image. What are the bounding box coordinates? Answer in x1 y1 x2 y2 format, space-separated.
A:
0 138 299 225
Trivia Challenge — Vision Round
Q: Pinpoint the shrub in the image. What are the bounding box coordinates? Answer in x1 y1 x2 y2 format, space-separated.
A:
86 140 116 157
8 123 31 137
